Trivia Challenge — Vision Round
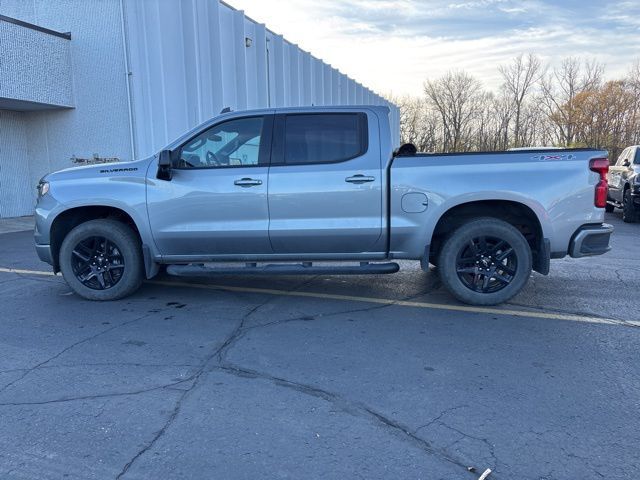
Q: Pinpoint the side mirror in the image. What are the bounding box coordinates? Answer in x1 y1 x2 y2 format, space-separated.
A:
394 143 417 157
623 160 631 167
157 150 173 181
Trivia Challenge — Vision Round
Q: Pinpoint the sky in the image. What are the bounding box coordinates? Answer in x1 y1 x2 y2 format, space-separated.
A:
227 0 640 97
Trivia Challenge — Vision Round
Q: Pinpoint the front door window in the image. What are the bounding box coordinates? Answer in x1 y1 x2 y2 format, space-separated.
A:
178 117 265 169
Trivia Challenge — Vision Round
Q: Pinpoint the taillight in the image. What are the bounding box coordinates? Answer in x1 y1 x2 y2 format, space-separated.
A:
590 158 609 208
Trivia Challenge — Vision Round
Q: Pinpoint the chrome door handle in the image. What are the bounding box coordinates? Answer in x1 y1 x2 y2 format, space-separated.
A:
345 174 375 184
234 178 263 187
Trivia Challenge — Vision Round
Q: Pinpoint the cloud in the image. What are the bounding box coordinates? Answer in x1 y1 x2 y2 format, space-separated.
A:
228 0 640 95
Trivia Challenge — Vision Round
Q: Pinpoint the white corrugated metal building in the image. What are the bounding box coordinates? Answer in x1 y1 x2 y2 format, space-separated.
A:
0 0 399 218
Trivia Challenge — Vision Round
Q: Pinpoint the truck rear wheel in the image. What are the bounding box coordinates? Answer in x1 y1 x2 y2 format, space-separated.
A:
59 219 144 301
437 218 532 306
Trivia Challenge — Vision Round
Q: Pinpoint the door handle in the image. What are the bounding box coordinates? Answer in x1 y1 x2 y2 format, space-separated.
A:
345 174 375 184
234 178 263 187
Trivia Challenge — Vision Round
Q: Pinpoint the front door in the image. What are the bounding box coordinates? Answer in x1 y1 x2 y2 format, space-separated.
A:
147 115 274 258
608 148 630 203
267 111 384 255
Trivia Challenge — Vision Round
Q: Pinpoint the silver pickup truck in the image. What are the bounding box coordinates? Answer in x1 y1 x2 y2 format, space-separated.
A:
34 106 613 305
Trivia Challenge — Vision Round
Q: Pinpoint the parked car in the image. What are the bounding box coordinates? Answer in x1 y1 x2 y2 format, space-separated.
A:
607 145 640 222
34 106 613 305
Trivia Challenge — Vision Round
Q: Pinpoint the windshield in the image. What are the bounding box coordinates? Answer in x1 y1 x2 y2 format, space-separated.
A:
635 148 640 165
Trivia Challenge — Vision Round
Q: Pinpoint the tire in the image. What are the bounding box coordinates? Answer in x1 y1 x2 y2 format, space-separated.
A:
622 189 639 223
605 202 615 213
59 219 144 301
437 218 532 306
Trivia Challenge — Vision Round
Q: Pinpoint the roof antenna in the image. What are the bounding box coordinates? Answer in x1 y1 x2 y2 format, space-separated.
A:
220 107 232 114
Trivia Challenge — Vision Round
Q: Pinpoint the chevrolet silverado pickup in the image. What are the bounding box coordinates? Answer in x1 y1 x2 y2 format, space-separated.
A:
34 106 613 305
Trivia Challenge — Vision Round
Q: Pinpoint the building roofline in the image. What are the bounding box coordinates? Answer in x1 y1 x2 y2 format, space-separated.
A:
218 1 391 105
0 14 71 40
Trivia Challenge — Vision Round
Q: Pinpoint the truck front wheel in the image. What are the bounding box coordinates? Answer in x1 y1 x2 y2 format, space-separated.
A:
437 218 532 306
622 189 639 223
59 219 144 301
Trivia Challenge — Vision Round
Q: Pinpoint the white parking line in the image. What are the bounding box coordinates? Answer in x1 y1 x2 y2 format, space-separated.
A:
0 267 56 276
0 267 637 327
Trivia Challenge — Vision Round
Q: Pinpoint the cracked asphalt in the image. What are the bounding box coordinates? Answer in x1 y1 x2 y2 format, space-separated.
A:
0 212 638 480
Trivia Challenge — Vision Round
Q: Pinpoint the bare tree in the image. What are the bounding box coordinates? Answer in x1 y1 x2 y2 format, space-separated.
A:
394 95 423 145
572 80 635 158
492 89 515 150
498 54 543 147
539 57 603 146
393 57 638 156
391 95 441 152
424 71 482 152
518 102 546 148
470 91 514 151
627 59 640 145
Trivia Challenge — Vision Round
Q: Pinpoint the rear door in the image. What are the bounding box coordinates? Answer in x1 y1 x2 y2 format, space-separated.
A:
267 110 384 255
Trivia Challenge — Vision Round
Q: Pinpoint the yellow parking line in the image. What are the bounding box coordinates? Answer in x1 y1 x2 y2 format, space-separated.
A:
0 267 634 327
149 280 633 327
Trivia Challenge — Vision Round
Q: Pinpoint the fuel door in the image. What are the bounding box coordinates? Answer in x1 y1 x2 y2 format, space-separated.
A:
401 192 429 213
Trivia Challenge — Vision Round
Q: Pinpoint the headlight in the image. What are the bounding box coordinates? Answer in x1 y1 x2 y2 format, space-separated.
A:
37 181 50 197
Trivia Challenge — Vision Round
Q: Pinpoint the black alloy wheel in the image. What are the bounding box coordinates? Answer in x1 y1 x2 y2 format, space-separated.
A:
455 236 517 294
60 219 144 301
437 218 532 306
71 236 125 290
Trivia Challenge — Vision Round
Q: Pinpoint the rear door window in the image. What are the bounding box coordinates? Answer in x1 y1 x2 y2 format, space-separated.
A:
282 113 368 165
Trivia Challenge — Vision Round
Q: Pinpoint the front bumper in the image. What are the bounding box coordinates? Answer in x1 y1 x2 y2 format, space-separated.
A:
35 243 54 265
569 224 613 258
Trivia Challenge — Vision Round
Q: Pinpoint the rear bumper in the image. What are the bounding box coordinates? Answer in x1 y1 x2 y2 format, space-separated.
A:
569 224 613 258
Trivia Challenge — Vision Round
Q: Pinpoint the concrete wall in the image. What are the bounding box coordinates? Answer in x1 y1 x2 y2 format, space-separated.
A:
0 19 73 109
0 111 32 217
0 0 133 217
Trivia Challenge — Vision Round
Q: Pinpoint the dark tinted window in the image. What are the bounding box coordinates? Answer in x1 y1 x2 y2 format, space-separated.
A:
178 117 264 169
284 113 367 164
635 148 640 164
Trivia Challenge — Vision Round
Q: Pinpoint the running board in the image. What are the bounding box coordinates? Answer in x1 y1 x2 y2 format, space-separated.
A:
166 262 400 277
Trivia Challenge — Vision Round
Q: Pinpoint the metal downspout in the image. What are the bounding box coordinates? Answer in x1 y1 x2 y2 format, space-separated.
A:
119 0 136 160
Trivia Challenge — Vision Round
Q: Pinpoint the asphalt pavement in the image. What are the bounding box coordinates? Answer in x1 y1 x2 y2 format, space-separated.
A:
0 212 638 480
